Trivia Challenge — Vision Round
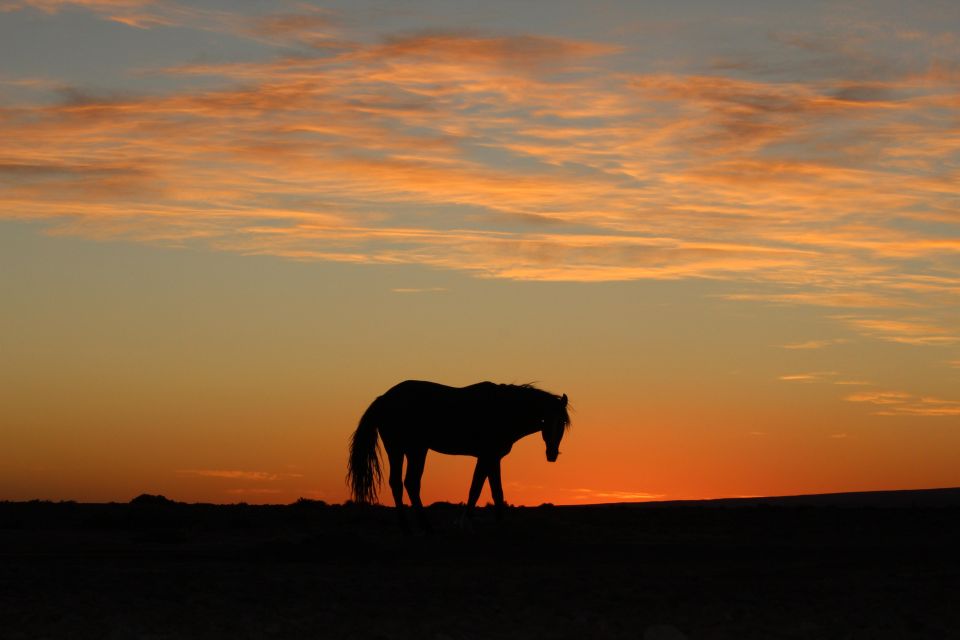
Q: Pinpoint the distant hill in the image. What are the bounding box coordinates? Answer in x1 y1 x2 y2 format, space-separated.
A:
602 487 960 509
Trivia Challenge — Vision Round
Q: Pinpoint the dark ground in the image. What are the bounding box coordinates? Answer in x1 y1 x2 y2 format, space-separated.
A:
2 489 959 639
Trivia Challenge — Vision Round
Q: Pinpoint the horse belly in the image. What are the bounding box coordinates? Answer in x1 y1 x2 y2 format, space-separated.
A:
425 427 482 457
428 442 477 457
419 418 491 456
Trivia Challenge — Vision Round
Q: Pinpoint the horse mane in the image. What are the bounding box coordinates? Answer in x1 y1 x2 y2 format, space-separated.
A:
497 382 572 431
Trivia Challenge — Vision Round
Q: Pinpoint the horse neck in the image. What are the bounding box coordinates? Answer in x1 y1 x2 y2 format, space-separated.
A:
509 421 542 442
494 390 546 442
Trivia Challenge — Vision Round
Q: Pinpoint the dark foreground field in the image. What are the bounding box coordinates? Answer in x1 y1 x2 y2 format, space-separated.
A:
2 489 959 640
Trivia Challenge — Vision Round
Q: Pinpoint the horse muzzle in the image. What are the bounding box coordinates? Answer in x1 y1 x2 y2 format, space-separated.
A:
546 449 559 462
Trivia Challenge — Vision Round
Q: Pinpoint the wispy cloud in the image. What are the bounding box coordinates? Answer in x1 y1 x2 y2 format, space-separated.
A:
375 30 619 70
176 469 303 481
779 371 838 383
780 338 848 350
845 390 960 416
247 12 334 39
1 0 154 11
778 370 870 386
1 0 195 29
833 316 959 346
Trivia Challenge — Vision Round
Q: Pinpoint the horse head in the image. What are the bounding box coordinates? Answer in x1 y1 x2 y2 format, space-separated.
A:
541 393 569 462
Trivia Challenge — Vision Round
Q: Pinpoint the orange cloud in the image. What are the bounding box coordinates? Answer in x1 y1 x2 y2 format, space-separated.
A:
833 316 959 346
779 372 839 383
175 469 303 481
1 0 153 12
249 12 334 38
846 391 960 417
781 339 848 350
374 31 619 70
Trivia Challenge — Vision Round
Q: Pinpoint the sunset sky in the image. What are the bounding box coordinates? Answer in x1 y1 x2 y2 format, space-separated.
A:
2 0 958 505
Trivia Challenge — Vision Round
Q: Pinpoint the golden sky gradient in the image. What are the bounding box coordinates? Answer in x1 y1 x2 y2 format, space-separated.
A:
1 0 958 504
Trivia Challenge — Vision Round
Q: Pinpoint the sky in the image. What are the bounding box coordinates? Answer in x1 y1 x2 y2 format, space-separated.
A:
1 0 958 505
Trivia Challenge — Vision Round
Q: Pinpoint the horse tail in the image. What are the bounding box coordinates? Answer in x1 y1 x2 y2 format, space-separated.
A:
347 395 384 504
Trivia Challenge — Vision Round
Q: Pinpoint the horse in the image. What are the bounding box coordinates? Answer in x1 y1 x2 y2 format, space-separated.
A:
347 380 570 529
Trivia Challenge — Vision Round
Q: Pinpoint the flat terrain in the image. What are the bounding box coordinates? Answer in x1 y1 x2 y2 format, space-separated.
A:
2 489 959 639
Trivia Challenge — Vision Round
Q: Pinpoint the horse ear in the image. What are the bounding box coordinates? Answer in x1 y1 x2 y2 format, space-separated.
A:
561 393 568 408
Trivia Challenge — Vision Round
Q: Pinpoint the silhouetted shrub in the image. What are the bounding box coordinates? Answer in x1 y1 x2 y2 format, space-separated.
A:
130 494 176 506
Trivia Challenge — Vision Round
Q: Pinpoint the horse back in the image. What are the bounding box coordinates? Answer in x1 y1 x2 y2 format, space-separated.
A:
378 380 509 455
381 380 497 417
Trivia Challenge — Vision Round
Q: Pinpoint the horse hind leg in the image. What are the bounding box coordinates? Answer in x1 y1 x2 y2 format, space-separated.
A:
386 448 407 532
403 448 431 533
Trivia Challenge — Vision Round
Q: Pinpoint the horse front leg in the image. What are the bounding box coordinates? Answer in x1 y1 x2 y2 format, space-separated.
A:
487 457 506 521
461 457 489 528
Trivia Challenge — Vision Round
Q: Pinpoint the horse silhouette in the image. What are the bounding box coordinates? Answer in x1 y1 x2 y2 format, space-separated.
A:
347 380 570 529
